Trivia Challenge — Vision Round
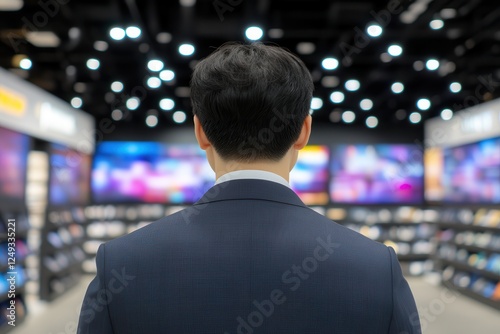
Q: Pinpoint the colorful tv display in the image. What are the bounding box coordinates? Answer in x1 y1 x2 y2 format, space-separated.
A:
92 142 215 204
330 144 424 204
290 146 330 205
441 137 500 203
49 144 91 206
0 126 29 204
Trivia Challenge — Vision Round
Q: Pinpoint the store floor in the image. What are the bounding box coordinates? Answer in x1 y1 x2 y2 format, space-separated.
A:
11 276 500 334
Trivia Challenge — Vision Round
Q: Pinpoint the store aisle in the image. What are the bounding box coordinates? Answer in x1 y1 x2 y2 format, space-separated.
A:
11 276 500 334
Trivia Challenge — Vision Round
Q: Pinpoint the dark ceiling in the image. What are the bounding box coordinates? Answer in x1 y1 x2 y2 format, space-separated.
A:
1 0 500 130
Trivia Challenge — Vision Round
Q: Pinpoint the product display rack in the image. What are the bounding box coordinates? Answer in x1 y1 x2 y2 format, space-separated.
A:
82 204 180 273
325 206 437 276
432 208 500 310
0 203 30 332
39 206 87 301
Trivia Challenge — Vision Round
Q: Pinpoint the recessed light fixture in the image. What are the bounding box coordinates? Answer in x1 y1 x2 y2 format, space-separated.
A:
147 59 164 72
322 58 339 70
245 26 264 40
330 91 345 104
110 27 125 41
409 112 422 124
126 26 142 39
311 97 323 110
342 111 356 123
366 116 378 128
179 44 195 56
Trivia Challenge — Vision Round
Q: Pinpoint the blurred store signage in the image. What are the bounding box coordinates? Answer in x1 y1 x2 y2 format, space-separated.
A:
425 99 500 148
0 67 94 153
0 85 26 116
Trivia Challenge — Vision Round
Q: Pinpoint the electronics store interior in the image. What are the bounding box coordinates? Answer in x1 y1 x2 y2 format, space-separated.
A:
1 0 500 333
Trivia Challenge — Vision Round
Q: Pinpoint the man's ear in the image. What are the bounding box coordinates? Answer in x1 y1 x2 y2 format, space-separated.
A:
293 114 312 150
194 115 211 150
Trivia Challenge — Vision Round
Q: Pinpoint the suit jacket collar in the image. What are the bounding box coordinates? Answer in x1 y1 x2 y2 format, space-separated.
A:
194 179 307 209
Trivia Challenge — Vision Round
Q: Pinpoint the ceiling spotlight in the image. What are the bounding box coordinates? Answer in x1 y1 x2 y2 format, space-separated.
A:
360 98 373 111
391 82 404 94
430 19 444 30
111 109 123 121
329 110 342 123
68 27 81 40
111 81 124 93
71 97 82 109
366 116 378 128
388 45 403 57
156 32 172 44
321 76 339 88
296 42 316 55
86 58 100 70
409 112 422 124
146 114 158 127
0 0 23 11
311 97 323 110
366 24 383 37
110 27 126 41
179 44 195 56
268 28 284 38
94 41 108 51
345 79 360 92
126 97 140 110
413 60 425 71
19 58 32 70
342 111 356 123
395 109 407 120
159 98 175 111
330 91 345 104
322 58 339 70
441 109 453 120
160 70 175 81
147 59 164 72
426 59 440 71
173 111 187 124
180 0 196 7
26 31 60 47
380 53 392 63
450 82 462 93
126 26 142 39
147 77 162 89
245 26 264 41
440 8 457 19
417 98 431 111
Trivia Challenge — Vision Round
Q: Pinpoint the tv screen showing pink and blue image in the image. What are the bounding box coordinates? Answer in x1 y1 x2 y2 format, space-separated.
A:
92 142 215 204
330 144 424 204
290 146 330 205
0 126 29 203
442 137 500 203
49 144 91 206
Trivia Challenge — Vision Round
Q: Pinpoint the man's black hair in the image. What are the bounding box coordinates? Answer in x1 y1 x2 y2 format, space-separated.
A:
190 42 314 162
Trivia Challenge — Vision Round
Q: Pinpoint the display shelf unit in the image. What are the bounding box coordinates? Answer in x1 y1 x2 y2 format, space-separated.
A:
0 203 30 332
81 204 174 273
444 282 500 311
39 206 86 301
432 208 500 311
327 207 436 275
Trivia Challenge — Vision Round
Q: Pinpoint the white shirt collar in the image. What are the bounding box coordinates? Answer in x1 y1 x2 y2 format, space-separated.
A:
215 170 291 188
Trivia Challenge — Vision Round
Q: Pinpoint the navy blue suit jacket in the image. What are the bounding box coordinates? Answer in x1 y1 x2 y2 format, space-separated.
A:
78 179 421 333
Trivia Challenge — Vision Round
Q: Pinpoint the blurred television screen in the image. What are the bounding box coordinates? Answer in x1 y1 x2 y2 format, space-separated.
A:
49 144 91 206
92 142 215 204
442 137 500 203
330 144 424 204
290 145 330 205
0 126 29 203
